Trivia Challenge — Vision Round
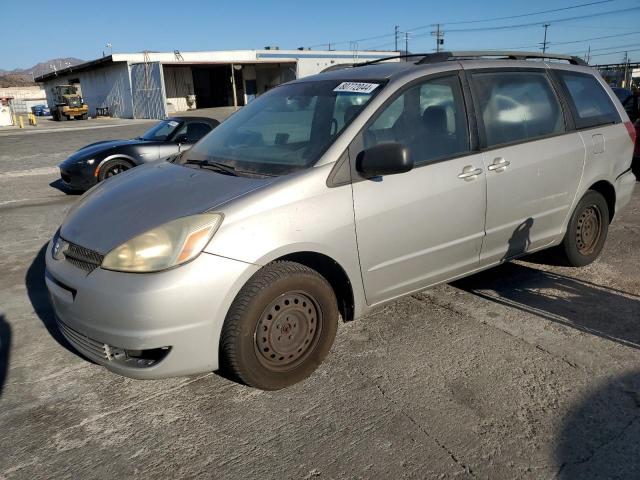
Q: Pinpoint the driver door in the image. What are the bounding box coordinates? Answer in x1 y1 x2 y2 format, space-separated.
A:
350 73 487 305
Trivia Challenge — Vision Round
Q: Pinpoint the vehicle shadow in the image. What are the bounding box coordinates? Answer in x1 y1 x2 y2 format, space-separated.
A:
0 314 11 397
555 370 640 478
25 243 77 355
49 179 84 196
503 217 533 260
453 262 640 350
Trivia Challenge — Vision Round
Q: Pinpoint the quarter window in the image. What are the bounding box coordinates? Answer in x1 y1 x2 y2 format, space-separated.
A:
364 75 470 165
556 71 619 129
472 71 565 147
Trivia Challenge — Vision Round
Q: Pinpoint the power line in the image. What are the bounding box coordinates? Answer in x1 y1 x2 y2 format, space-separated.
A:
548 30 640 46
444 6 640 33
565 41 640 55
424 0 614 28
591 47 640 58
308 3 639 54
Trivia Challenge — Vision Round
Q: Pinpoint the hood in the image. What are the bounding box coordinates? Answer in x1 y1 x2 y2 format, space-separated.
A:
61 162 272 254
61 139 148 165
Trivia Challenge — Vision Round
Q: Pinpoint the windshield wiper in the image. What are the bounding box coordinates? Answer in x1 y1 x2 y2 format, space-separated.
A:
186 159 238 176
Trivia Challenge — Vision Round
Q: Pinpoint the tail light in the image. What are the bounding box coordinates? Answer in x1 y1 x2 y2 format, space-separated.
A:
624 121 637 146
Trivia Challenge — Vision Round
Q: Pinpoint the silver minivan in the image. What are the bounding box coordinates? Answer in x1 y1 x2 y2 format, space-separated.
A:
45 51 637 390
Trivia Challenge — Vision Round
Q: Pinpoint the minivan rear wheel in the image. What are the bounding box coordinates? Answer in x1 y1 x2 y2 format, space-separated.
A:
559 190 609 267
220 261 339 390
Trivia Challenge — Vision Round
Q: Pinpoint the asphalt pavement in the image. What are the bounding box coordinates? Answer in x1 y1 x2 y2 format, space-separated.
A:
0 123 639 479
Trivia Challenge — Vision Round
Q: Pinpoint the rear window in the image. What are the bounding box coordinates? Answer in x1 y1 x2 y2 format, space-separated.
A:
556 71 620 129
471 71 565 148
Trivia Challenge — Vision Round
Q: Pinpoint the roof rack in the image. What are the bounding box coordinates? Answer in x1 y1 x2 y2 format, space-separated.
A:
417 51 588 66
353 50 588 68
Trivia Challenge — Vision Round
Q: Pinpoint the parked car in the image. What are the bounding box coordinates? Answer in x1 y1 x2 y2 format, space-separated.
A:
634 119 640 179
612 87 638 123
58 116 220 190
31 104 50 116
46 51 636 390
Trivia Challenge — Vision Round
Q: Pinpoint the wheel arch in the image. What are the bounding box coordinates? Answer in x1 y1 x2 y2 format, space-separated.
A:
587 180 616 222
95 155 137 179
272 251 356 322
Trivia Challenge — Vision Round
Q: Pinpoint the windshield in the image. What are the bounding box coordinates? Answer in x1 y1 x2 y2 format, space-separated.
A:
141 119 183 141
181 79 384 176
59 86 78 95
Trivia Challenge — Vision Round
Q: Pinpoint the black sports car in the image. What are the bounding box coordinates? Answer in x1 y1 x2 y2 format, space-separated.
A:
59 116 219 190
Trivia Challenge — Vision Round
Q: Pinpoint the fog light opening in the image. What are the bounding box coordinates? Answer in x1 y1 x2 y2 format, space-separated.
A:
117 346 171 368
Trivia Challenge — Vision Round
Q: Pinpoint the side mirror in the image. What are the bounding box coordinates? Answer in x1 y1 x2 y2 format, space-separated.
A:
356 143 413 178
175 134 188 144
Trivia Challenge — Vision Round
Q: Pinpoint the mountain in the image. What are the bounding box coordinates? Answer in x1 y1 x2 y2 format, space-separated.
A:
0 74 36 88
0 57 85 83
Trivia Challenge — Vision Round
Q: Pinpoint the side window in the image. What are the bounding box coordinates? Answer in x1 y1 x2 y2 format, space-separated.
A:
363 75 470 165
471 71 565 148
185 122 213 142
556 71 620 129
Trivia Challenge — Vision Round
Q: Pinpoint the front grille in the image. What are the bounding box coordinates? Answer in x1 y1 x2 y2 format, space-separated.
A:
67 97 81 108
64 242 104 273
57 319 112 361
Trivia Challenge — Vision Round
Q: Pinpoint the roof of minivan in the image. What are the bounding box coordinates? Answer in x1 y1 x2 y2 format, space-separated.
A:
294 62 418 83
294 52 595 84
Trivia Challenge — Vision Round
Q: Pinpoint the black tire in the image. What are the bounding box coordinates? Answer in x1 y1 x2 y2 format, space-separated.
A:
220 261 339 390
559 190 610 267
98 158 133 181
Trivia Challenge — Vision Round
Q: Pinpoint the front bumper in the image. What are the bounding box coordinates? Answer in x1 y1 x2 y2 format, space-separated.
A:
45 240 259 379
59 162 98 190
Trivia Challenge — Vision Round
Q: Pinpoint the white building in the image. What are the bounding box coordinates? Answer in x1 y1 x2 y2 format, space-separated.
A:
0 86 47 115
35 49 396 119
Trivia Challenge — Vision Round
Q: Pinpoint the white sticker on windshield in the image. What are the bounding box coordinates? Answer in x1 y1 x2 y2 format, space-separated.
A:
167 120 179 127
334 82 379 94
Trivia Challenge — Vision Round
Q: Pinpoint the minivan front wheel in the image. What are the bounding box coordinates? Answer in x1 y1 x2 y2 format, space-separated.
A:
560 190 609 267
220 261 339 390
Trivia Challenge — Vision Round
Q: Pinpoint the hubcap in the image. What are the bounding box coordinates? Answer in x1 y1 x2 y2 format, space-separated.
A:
254 291 321 370
576 205 602 255
106 164 129 177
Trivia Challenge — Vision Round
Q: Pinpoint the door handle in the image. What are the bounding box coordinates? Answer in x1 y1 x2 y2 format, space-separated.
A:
487 157 511 172
457 166 483 180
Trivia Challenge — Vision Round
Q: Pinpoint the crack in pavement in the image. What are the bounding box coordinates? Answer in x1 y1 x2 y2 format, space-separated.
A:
358 369 476 478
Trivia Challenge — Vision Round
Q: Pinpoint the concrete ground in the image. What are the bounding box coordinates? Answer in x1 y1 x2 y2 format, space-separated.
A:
0 123 639 479
0 107 235 136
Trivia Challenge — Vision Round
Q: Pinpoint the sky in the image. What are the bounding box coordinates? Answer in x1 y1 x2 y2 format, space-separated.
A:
1 0 640 70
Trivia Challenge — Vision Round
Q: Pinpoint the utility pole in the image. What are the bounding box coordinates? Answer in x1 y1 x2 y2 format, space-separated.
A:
585 44 591 64
394 25 399 52
431 24 444 53
405 31 409 56
623 51 629 88
541 23 550 54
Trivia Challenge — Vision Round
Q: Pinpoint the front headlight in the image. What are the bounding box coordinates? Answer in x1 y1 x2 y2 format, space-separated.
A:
101 213 223 273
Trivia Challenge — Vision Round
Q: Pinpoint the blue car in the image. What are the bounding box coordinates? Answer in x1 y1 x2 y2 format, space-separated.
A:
31 104 51 116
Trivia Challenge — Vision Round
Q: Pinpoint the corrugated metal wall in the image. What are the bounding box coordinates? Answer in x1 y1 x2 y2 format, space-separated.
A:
164 66 195 113
131 62 167 119
41 63 134 118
